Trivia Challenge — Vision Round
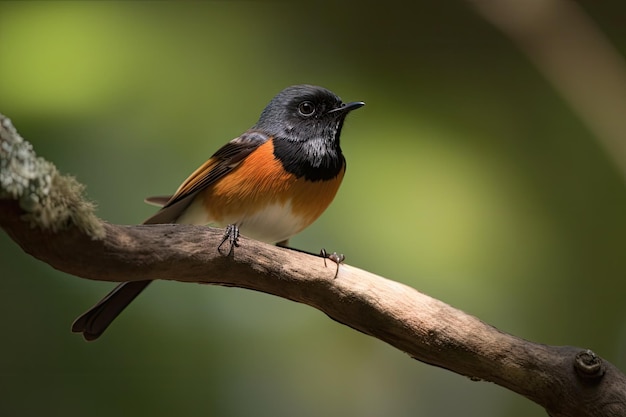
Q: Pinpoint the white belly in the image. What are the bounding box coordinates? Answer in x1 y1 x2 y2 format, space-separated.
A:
176 197 305 244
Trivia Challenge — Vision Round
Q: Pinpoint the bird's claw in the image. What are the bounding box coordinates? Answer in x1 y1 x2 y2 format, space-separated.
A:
320 248 345 278
218 224 240 255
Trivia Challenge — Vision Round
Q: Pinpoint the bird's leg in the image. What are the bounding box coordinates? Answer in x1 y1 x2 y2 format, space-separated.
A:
279 244 343 261
320 248 345 278
218 224 240 255
277 242 345 278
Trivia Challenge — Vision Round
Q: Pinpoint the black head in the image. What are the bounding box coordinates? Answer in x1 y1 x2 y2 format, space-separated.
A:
254 84 364 144
254 84 363 181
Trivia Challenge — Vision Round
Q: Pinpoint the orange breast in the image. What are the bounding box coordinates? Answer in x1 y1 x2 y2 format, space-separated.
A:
199 139 344 238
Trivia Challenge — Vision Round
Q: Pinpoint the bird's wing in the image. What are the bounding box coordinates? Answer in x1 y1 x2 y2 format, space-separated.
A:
143 131 269 224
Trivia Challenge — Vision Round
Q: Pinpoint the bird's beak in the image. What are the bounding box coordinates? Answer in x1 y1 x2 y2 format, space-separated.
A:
328 101 365 114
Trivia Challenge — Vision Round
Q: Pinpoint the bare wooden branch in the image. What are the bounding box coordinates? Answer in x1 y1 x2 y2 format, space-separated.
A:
1 113 625 417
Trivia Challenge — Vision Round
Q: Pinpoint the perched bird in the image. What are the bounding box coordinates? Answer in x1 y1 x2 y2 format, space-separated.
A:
72 84 364 341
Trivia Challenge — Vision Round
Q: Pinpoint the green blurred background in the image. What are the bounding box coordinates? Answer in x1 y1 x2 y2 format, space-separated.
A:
1 2 625 416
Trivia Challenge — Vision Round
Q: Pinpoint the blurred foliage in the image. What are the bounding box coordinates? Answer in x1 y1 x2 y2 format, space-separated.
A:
1 2 625 417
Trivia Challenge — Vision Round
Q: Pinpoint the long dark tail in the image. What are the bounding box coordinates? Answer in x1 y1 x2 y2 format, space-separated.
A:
71 280 152 341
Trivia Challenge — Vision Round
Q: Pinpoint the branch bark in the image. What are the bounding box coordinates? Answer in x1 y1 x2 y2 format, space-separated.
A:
1 113 625 417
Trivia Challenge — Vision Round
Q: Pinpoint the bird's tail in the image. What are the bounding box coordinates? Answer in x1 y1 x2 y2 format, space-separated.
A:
71 280 152 341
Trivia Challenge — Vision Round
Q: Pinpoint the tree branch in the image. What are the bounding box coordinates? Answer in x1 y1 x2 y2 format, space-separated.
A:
1 113 625 417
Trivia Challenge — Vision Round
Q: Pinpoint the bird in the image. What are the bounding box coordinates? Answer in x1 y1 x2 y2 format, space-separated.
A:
71 84 364 341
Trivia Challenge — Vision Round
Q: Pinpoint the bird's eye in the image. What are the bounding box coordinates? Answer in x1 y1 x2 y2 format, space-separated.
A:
298 101 316 117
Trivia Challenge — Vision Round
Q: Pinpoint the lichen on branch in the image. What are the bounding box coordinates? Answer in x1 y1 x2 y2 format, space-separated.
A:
0 114 104 238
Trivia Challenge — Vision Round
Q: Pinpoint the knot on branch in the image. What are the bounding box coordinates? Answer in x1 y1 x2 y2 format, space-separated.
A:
574 349 605 382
